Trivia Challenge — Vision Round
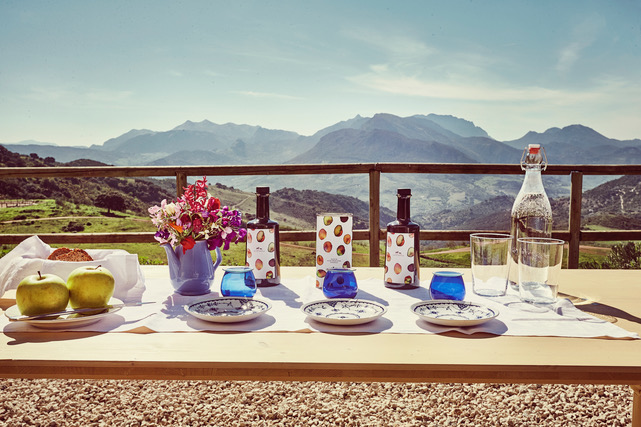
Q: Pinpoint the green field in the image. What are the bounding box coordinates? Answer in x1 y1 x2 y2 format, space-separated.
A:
0 200 617 268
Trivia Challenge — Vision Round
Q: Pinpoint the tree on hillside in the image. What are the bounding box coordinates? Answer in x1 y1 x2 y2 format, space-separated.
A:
95 193 127 214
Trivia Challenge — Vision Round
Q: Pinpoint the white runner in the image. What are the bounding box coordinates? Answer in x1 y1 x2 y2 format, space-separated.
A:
2 273 638 339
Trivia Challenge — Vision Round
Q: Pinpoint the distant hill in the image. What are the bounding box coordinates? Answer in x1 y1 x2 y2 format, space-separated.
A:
4 112 640 216
416 175 641 232
0 145 174 214
287 128 476 164
0 146 395 229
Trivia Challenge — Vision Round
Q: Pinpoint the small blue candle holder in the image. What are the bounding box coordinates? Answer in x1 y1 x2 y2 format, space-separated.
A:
220 267 257 298
323 268 358 299
429 271 465 300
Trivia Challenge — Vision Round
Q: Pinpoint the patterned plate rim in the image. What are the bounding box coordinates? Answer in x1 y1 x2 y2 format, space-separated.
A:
410 300 499 320
301 298 387 316
186 297 272 318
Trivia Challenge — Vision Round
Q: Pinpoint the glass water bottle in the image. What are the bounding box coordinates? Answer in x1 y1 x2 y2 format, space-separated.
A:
508 144 553 290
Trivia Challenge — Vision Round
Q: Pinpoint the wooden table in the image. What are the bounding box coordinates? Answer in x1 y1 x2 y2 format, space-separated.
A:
2 266 641 424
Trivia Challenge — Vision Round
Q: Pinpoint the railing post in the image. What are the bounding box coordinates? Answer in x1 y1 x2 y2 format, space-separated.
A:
176 173 187 197
568 171 583 269
369 167 381 267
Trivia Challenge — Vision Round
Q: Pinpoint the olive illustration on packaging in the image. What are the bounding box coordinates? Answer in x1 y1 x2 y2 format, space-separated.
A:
323 216 333 226
319 229 327 240
334 225 343 237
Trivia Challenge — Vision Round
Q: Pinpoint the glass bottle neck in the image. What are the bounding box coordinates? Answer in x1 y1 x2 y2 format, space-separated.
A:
256 195 270 219
521 167 546 194
397 197 411 221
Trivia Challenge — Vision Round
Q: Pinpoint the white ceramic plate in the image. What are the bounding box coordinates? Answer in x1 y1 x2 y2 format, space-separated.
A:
186 297 271 323
4 298 123 329
301 299 387 326
411 300 499 327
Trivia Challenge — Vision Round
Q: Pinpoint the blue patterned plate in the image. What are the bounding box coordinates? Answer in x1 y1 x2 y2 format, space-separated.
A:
186 297 271 323
411 300 499 326
301 299 387 325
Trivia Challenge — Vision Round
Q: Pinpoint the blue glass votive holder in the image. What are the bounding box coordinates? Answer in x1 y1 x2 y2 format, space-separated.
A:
323 268 358 299
429 271 466 300
220 267 257 298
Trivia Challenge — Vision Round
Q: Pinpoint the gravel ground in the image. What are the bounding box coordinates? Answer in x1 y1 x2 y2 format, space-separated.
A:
0 380 632 426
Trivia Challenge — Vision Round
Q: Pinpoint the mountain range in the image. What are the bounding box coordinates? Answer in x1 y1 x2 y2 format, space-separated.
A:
3 113 640 214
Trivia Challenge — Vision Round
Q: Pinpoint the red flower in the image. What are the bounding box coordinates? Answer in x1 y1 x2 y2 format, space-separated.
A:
192 217 203 233
207 197 221 210
181 236 196 254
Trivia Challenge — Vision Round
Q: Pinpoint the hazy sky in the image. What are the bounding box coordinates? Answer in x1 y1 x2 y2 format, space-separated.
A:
1 0 640 146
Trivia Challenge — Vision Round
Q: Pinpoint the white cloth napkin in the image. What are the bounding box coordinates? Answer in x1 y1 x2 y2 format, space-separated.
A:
0 235 145 302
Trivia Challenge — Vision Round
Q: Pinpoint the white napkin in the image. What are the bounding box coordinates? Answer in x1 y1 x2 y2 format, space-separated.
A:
0 235 145 302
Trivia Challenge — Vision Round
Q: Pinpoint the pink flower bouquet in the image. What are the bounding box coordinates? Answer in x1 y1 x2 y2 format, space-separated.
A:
149 177 246 253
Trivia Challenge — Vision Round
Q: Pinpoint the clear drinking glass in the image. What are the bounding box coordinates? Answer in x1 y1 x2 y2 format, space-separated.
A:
429 271 465 300
323 268 358 299
518 237 564 305
470 233 511 297
220 267 257 298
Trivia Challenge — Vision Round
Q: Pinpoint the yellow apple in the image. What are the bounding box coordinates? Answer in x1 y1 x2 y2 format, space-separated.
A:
16 272 69 316
66 265 115 309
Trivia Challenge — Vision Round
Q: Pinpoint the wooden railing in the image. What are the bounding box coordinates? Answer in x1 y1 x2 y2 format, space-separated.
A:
2 163 641 267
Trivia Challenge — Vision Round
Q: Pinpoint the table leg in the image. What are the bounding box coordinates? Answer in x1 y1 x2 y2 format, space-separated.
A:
633 386 641 427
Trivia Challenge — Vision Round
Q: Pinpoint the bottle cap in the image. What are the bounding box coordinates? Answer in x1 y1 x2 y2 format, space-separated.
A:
256 187 270 195
528 144 541 155
520 145 547 171
397 189 412 197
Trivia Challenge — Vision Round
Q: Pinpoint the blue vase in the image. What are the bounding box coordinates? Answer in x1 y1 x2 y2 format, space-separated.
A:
163 240 222 295
220 267 257 297
429 271 466 300
323 268 358 299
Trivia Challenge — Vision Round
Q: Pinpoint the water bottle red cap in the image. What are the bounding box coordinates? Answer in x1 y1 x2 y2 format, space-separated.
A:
528 144 541 155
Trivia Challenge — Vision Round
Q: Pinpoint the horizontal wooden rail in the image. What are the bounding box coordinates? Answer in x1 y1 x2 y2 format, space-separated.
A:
2 162 641 267
2 163 641 179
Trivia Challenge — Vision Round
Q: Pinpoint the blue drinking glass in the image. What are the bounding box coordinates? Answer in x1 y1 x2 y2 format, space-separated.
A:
323 268 358 299
429 271 466 300
220 267 257 297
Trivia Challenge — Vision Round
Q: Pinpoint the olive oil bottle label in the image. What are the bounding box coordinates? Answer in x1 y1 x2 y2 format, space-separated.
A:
246 228 277 280
315 213 352 288
384 232 417 286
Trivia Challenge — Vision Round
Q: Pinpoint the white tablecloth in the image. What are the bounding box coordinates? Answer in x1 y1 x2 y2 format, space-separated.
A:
2 271 638 339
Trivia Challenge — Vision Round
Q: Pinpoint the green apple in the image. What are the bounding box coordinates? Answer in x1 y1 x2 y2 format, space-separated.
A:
66 265 115 309
16 272 69 316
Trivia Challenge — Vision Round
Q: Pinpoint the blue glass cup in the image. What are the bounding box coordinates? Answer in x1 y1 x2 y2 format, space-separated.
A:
429 271 466 300
323 268 358 299
220 267 257 297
